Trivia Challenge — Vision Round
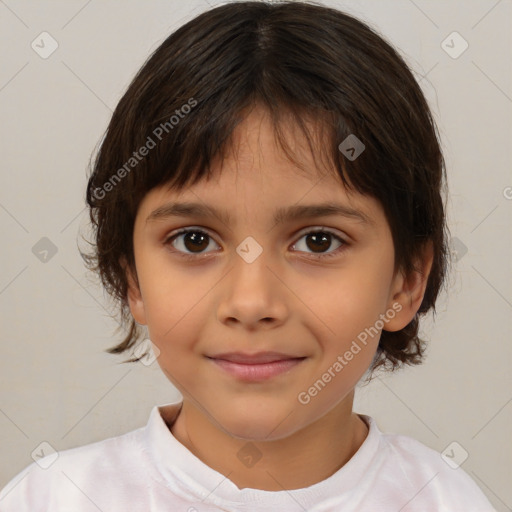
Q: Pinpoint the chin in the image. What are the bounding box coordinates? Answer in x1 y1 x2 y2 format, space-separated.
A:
217 407 305 442
223 421 288 441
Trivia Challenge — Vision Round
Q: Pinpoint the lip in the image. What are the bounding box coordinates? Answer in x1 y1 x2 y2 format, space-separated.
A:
207 352 306 381
209 351 302 364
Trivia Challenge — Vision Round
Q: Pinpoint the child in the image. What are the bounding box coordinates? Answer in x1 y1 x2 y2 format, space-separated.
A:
0 1 496 510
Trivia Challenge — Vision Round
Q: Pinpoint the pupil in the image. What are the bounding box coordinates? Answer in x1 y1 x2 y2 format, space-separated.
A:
307 233 330 253
182 232 331 254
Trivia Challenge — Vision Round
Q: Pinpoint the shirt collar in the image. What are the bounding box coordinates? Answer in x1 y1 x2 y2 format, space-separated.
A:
145 399 382 509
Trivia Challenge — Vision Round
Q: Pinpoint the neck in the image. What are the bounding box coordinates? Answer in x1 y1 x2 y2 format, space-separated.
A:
169 393 368 491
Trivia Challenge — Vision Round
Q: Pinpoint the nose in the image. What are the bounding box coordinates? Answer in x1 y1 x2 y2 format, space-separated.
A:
216 245 289 330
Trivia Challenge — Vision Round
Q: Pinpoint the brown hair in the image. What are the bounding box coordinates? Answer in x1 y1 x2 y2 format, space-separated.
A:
82 0 450 373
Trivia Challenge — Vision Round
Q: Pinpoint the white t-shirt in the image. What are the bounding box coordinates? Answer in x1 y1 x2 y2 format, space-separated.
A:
0 401 495 511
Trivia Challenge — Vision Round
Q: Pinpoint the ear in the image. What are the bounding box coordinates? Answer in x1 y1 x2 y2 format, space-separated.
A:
120 256 147 326
384 240 434 332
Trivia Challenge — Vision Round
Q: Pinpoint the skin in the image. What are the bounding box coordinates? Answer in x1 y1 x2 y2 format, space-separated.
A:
124 104 433 491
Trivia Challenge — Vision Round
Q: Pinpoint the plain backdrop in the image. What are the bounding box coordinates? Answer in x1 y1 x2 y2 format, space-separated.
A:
0 0 510 510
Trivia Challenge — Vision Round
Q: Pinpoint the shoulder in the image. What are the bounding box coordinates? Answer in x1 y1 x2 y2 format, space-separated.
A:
0 426 149 512
369 420 495 511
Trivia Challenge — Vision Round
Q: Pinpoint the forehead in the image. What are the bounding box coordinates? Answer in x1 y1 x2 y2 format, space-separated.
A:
224 103 332 180
157 104 344 198
137 104 385 228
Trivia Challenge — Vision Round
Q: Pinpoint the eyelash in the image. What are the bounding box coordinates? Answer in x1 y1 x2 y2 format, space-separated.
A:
163 227 348 261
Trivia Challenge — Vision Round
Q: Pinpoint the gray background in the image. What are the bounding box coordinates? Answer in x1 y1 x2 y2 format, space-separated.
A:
0 0 510 510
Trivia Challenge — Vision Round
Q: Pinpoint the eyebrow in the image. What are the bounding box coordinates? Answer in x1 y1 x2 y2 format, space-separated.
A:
145 201 372 227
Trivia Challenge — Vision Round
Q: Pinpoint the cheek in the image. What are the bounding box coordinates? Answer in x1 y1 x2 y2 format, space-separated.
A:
136 260 199 344
139 267 217 366
148 306 206 383
299 266 392 342
136 245 200 314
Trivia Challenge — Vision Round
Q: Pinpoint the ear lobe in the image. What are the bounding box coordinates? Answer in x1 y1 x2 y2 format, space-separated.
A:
120 256 147 326
384 241 434 332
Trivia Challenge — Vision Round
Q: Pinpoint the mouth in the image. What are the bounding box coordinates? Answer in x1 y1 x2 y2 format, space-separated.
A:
206 352 307 381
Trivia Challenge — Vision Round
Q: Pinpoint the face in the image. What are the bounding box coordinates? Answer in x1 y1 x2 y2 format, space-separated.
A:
127 105 411 441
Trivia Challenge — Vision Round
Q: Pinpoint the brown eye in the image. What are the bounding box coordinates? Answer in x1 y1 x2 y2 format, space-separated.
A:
305 232 333 253
182 232 209 253
292 229 345 258
165 227 347 260
165 229 220 255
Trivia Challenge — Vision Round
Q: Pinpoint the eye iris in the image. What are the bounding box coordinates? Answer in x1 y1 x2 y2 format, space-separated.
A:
184 232 209 253
306 232 331 253
178 231 335 255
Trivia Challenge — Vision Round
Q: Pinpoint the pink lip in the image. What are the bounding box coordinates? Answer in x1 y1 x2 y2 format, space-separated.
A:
207 352 306 381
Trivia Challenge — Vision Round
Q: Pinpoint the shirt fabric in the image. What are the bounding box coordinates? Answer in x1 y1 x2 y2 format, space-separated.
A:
0 400 495 511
